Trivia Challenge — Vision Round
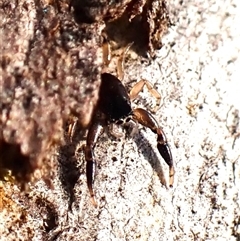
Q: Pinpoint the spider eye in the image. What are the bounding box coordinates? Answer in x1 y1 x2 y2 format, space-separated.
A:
115 119 124 125
125 117 132 122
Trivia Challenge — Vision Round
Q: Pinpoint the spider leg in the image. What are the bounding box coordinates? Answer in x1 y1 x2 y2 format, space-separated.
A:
102 36 111 67
129 79 161 113
132 108 175 187
117 42 133 80
67 116 78 142
85 115 105 207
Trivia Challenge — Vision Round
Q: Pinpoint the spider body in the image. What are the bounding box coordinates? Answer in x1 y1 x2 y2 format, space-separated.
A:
85 72 175 207
99 73 132 122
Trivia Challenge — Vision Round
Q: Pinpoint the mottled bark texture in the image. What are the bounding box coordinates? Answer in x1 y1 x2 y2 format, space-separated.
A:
0 0 103 184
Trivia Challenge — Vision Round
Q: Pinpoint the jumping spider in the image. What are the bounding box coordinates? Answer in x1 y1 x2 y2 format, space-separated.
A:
84 43 175 207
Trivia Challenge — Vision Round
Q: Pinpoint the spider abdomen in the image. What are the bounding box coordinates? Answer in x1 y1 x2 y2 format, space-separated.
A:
99 73 132 121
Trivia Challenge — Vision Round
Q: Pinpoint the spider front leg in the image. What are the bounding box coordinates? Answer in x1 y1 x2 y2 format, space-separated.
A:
117 43 133 80
102 38 133 80
102 36 111 67
85 114 105 207
132 108 175 187
130 79 161 113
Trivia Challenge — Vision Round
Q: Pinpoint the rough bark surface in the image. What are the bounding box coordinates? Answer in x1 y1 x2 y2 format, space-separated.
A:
0 0 240 241
0 0 103 184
